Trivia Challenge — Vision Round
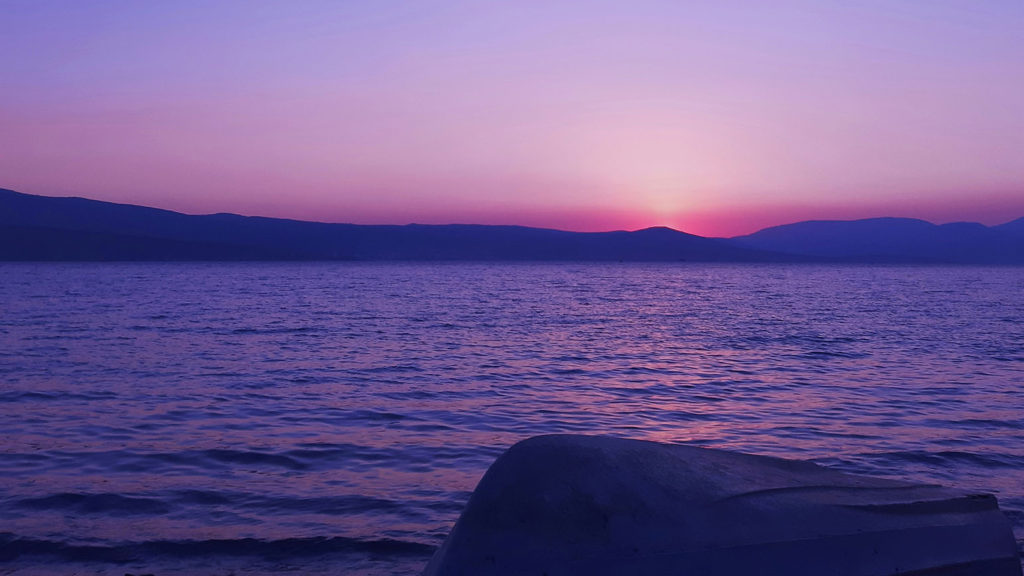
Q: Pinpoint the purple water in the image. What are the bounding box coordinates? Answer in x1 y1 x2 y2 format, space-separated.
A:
1 263 1022 575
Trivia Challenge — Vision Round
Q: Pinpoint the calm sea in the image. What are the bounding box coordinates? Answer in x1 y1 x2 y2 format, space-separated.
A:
1 263 1022 575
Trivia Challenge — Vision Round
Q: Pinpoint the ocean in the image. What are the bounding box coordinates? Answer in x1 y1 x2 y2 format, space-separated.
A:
1 262 1021 575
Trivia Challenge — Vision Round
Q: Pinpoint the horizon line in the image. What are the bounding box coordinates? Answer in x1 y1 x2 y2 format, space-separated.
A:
3 187 1022 239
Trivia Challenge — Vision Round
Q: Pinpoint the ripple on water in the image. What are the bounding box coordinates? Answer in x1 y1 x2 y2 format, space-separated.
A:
0 262 1021 574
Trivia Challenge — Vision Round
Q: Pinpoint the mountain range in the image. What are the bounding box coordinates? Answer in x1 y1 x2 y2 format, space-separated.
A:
2 188 1022 264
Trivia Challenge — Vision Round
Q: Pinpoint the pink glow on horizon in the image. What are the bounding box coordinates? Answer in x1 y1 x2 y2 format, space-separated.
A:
2 2 1023 237
6 184 1022 239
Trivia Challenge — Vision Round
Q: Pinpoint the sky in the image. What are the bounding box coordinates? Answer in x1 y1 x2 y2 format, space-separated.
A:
1 1 1023 237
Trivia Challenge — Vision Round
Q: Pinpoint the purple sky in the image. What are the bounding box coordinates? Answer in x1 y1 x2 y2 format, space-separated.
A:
2 1 1023 236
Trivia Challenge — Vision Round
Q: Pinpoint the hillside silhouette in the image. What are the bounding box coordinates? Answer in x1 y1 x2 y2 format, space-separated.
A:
732 217 1024 264
2 189 1021 263
0 189 779 262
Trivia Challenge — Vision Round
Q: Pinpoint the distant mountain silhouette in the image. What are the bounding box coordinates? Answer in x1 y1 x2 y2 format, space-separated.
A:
0 189 782 262
994 216 1024 238
2 189 1021 263
732 217 1024 264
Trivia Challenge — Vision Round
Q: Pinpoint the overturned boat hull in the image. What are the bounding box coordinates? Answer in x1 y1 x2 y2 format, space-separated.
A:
425 435 1021 576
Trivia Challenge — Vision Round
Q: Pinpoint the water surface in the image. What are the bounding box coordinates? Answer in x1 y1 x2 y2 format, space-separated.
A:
1 263 1022 574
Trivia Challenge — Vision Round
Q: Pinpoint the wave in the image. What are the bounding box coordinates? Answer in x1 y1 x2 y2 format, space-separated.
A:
0 533 434 564
0 390 117 403
848 450 1024 470
229 326 316 335
15 443 492 477
15 493 170 515
10 489 465 518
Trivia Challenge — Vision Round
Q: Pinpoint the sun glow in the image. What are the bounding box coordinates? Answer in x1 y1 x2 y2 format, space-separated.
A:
1 2 1023 235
